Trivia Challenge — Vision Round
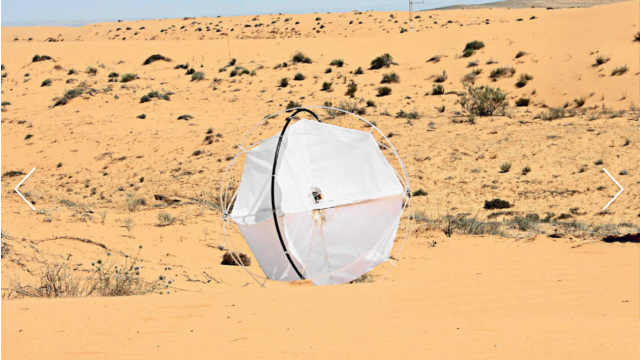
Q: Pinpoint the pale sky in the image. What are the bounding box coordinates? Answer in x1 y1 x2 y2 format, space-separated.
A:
1 0 491 26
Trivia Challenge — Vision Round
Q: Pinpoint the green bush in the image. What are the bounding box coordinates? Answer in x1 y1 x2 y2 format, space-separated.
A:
32 54 52 62
490 66 516 79
321 81 333 91
381 72 400 84
330 59 344 67
611 65 628 76
515 98 530 106
377 86 392 96
464 40 485 51
191 71 205 81
345 81 357 97
53 88 84 107
432 84 445 95
515 73 533 88
41 78 52 87
291 51 312 64
143 54 172 65
370 53 393 69
458 85 507 116
279 77 289 87
286 100 301 109
120 73 138 82
293 72 305 81
484 198 512 210
354 67 364 75
500 162 512 173
515 51 526 59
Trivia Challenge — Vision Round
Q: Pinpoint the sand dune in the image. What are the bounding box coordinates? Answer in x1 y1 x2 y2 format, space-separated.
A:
1 1 639 359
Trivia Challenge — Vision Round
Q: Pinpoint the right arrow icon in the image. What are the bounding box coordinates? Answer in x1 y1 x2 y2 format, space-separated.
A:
602 168 624 211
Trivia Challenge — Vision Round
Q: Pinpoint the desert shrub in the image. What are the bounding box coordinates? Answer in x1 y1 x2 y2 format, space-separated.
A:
366 100 376 107
291 51 312 64
178 114 193 121
434 71 448 83
227 58 237 66
4 248 168 298
286 100 301 109
619 169 629 175
1 101 10 110
435 105 445 113
396 109 421 119
432 84 445 95
147 90 171 101
412 188 427 197
126 196 147 212
574 96 586 107
143 54 172 65
458 85 507 116
377 86 392 96
611 65 628 76
515 51 527 59
594 159 604 165
381 72 400 84
191 71 205 81
490 66 515 79
120 73 138 82
464 40 485 51
508 214 540 231
594 55 610 66
484 198 512 210
539 107 570 120
2 170 25 177
330 59 344 67
41 78 52 87
221 252 251 266
321 81 333 91
515 98 530 106
427 54 441 63
140 95 151 103
174 63 189 69
86 66 98 75
68 69 77 75
345 80 358 97
325 67 332 74
279 77 289 88
354 66 364 75
370 53 393 69
467 60 479 67
158 211 174 226
521 166 531 175
515 73 533 87
185 68 195 75
137 114 146 119
32 54 52 62
293 72 305 81
108 72 119 78
53 88 84 107
500 162 512 173
635 32 640 42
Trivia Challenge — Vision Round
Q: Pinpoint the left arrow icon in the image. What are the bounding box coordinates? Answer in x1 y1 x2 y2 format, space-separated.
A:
15 168 36 211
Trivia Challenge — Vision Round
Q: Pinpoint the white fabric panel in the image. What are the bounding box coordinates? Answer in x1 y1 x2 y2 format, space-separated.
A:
236 216 301 282
283 196 403 285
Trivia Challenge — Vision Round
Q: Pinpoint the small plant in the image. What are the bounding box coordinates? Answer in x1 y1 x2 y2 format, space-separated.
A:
573 97 586 108
345 80 357 98
490 66 516 79
377 86 392 96
191 71 205 81
366 100 376 107
484 198 512 210
53 88 84 107
634 31 640 42
594 54 610 66
227 58 237 66
279 77 289 88
594 159 604 165
108 72 119 79
158 211 175 226
321 81 333 91
434 71 448 83
435 105 445 113
515 51 527 59
412 188 427 197
221 252 251 266
611 65 628 76
515 98 530 106
427 54 442 63
354 67 364 75
462 40 484 57
86 66 98 76
143 54 172 65
32 54 53 62
140 95 151 103
432 84 445 95
623 138 631 146
41 78 52 87
325 67 332 74
381 72 400 84
396 109 421 120
330 59 344 67
370 53 393 70
291 51 312 64
459 85 507 116
123 217 135 238
500 162 512 173
286 100 301 109
521 166 531 175
175 63 189 69
120 73 138 82
293 72 305 81
137 114 146 119
515 73 533 88
619 169 629 175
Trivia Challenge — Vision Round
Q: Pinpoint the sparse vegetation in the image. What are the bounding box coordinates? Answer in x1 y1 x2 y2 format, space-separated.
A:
53 88 84 107
377 86 392 96
458 85 507 116
634 31 640 42
521 166 531 175
432 84 445 95
191 71 205 81
345 80 358 97
434 71 448 83
490 66 516 79
412 188 428 197
293 72 306 81
573 96 586 108
286 100 301 109
158 211 175 226
500 162 512 173
462 40 484 57
321 81 333 91
120 73 138 82
396 109 421 120
354 66 364 75
41 78 52 87
370 53 393 70
515 98 530 106
143 54 172 65
515 73 533 88
291 51 312 64
484 198 512 210
594 54 610 66
611 65 628 76
619 169 629 175
330 59 344 67
381 72 400 84
32 54 52 62
515 51 527 59
221 252 251 266
1 101 11 110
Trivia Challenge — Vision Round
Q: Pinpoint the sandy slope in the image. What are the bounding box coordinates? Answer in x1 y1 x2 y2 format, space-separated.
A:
1 2 639 359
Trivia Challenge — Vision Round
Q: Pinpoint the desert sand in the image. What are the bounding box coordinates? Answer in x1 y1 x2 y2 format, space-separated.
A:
1 1 639 359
